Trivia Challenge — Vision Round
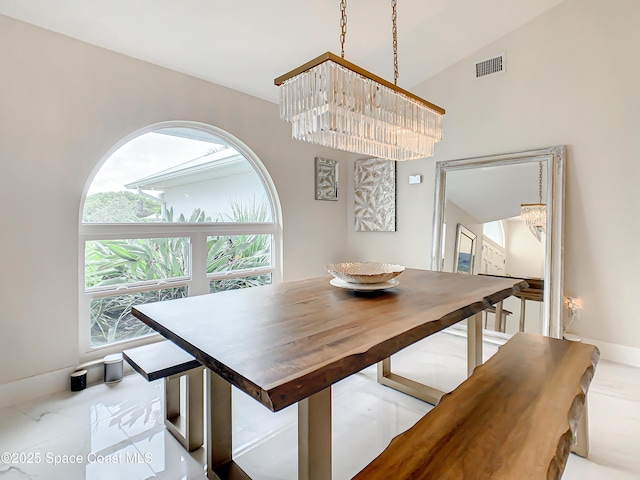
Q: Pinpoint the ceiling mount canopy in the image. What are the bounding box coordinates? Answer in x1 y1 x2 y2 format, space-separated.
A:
274 0 445 162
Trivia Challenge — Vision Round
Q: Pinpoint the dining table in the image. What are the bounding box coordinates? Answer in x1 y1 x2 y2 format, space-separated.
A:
132 268 527 480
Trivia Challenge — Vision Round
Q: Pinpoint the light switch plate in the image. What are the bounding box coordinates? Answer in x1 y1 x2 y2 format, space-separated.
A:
408 175 422 184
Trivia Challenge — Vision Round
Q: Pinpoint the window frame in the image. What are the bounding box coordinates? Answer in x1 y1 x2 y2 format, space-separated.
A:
78 121 282 357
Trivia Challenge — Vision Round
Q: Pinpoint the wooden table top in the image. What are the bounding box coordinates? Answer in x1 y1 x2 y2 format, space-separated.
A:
132 269 527 412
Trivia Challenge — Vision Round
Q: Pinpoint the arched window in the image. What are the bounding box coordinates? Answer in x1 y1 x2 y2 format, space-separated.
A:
79 122 282 351
483 220 505 248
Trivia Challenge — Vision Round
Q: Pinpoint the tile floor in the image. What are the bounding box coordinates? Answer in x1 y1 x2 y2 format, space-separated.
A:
0 333 638 479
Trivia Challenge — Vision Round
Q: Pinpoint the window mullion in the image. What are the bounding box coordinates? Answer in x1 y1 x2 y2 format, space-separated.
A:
190 232 209 296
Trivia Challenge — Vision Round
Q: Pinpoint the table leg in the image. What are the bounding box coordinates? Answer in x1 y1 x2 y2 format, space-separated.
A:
206 369 232 479
377 357 444 405
467 312 483 377
519 298 526 332
377 312 487 405
298 387 332 480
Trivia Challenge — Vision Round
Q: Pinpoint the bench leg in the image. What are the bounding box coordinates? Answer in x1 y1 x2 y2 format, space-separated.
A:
164 366 204 452
572 400 590 457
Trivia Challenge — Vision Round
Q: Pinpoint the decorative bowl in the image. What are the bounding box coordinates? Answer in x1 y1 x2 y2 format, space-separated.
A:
326 262 405 284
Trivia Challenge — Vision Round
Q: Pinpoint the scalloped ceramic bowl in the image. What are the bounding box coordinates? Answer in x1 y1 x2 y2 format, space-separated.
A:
326 262 405 284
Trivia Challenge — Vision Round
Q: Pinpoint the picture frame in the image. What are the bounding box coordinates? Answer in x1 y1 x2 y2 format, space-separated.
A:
454 223 477 274
315 157 339 201
353 157 396 232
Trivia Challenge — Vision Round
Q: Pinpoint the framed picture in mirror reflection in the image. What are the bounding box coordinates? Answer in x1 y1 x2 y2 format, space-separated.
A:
454 224 477 274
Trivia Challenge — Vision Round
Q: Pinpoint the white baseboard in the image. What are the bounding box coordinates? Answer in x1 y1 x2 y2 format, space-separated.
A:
0 362 136 409
581 337 640 368
0 367 72 409
447 328 640 367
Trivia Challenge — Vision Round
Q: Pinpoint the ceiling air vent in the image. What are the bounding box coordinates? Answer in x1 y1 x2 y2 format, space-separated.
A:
475 53 505 78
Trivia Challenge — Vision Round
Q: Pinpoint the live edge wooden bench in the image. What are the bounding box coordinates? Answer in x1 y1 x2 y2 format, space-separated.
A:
354 332 600 480
123 341 204 451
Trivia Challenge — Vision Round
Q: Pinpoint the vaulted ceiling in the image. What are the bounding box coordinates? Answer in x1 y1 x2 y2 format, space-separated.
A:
0 0 566 103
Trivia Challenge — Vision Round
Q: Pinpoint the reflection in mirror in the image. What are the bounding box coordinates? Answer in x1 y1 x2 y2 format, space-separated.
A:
431 146 565 339
453 224 476 274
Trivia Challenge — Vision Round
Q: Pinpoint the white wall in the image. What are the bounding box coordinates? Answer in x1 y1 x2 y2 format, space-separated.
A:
502 219 545 335
348 0 640 350
345 159 436 269
505 219 545 279
163 171 266 221
0 15 350 387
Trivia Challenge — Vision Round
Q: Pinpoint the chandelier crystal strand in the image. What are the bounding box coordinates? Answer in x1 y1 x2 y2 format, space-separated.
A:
281 61 442 160
521 205 547 229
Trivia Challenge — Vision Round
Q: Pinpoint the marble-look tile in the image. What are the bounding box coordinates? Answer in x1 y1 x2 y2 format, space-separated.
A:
331 374 432 478
564 358 640 479
107 380 164 440
590 360 640 401
0 416 152 479
132 425 206 480
234 422 297 480
564 453 640 480
231 388 297 457
14 376 138 427
0 464 33 479
0 407 39 454
83 442 158 480
1 332 639 480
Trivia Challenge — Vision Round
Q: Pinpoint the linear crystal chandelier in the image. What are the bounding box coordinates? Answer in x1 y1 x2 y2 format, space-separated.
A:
521 161 547 241
274 0 445 162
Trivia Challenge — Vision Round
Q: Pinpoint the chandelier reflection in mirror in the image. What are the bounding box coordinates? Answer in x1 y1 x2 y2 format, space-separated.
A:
521 161 547 241
274 0 445 161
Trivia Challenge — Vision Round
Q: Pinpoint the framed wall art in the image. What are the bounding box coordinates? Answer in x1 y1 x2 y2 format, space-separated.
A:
315 157 339 201
354 157 396 232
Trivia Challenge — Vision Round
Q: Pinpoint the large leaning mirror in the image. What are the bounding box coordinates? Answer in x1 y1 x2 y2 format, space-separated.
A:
431 146 565 339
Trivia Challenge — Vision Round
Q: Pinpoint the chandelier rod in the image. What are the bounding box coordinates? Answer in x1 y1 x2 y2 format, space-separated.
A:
340 0 347 59
392 0 398 85
538 161 543 204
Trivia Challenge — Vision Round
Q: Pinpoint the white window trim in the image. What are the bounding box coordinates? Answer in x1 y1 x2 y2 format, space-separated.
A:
78 121 283 360
483 220 506 248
